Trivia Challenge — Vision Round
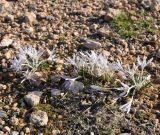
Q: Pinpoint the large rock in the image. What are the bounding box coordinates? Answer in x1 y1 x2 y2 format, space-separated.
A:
3 126 10 133
0 131 4 135
154 0 160 11
104 0 124 8
19 12 37 25
10 116 19 126
141 0 160 11
24 91 42 107
61 80 84 93
10 131 19 135
24 127 30 134
89 85 107 92
104 8 121 21
81 39 102 50
156 48 160 58
0 0 12 14
0 37 13 47
30 110 48 126
51 89 61 96
120 133 131 135
4 14 14 22
141 0 152 10
97 27 112 37
22 27 34 34
155 4 160 11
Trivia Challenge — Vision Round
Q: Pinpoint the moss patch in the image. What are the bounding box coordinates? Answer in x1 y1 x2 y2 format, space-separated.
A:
111 10 158 39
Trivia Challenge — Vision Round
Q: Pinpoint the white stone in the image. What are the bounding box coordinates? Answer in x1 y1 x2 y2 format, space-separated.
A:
23 12 37 24
156 49 160 58
11 131 19 135
0 131 4 135
0 38 13 47
98 27 112 37
3 126 10 133
24 127 30 134
82 39 102 50
141 0 152 9
51 89 61 96
120 133 131 135
0 110 7 118
30 110 48 126
104 8 121 21
24 91 42 106
10 116 19 126
5 14 14 21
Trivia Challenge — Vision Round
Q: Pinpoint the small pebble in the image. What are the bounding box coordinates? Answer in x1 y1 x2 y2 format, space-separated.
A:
24 127 30 134
10 116 19 126
3 126 10 133
10 131 19 135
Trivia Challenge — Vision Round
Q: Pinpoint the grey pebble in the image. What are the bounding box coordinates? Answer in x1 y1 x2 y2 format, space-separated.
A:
0 110 7 119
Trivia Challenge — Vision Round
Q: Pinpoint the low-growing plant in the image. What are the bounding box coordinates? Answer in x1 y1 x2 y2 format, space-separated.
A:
66 50 153 113
113 56 153 113
66 51 115 82
11 45 56 83
111 10 158 39
12 47 153 114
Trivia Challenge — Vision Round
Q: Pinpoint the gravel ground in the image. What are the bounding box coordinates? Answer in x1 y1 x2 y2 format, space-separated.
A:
0 0 160 135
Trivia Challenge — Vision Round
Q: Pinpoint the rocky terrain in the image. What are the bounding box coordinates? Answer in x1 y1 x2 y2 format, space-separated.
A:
0 0 160 135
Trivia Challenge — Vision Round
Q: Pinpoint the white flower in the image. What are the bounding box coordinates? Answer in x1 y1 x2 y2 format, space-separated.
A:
66 52 88 69
125 64 138 77
47 48 56 62
21 69 36 83
11 57 25 72
119 97 133 114
18 46 44 69
137 56 153 70
114 58 152 91
145 74 151 81
19 46 44 60
116 82 135 97
112 60 124 71
134 74 151 90
86 51 101 65
11 45 57 83
113 60 138 80
65 54 77 66
66 50 114 79
11 46 56 72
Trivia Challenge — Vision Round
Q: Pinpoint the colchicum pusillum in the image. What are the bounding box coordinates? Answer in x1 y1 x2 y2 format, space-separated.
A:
66 51 153 113
11 46 56 83
11 47 153 114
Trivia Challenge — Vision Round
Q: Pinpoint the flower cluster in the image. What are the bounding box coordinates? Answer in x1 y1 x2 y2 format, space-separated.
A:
66 51 153 113
66 51 114 80
11 46 56 83
11 47 153 114
114 56 152 91
113 56 153 113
